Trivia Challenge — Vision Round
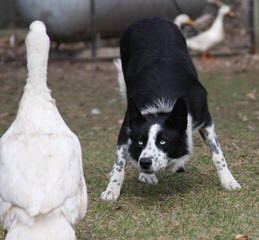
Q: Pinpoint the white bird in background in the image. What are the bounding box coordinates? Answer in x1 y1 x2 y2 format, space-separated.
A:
174 14 194 28
0 21 87 240
186 3 234 61
174 14 198 39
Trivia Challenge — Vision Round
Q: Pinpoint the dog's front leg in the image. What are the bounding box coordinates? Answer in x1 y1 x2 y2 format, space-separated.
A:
101 117 129 201
100 144 128 201
199 124 241 190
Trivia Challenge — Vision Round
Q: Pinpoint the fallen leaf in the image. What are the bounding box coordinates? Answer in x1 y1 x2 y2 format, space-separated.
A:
237 113 248 122
234 234 249 240
246 92 256 100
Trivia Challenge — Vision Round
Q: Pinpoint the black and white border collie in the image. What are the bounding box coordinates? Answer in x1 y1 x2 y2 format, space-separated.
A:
101 18 241 201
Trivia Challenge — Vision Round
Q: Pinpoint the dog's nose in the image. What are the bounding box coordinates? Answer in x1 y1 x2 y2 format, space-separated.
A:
139 157 152 170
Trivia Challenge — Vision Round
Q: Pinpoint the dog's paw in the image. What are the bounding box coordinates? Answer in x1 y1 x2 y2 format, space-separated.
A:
138 173 159 184
100 189 120 201
221 179 241 191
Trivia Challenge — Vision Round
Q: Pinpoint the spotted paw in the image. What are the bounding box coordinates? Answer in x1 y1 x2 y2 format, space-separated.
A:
100 189 120 201
222 179 241 191
138 173 159 184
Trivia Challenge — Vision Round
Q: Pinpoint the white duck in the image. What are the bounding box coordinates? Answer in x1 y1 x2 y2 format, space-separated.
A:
174 14 198 39
174 14 194 28
186 4 234 61
0 21 87 240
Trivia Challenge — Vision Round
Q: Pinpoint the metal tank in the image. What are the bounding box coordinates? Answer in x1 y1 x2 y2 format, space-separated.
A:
17 0 206 41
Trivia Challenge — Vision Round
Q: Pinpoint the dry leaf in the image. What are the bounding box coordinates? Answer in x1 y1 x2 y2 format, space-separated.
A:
234 234 249 240
246 92 256 100
237 113 248 122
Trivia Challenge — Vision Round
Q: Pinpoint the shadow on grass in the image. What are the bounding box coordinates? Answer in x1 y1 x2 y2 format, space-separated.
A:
122 166 218 202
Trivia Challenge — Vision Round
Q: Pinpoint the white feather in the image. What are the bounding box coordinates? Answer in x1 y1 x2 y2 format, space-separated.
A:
0 20 87 239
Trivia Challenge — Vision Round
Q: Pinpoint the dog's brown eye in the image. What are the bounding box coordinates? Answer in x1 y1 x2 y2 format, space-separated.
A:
138 140 144 145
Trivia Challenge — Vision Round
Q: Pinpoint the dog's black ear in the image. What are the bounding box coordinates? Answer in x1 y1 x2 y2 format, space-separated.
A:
165 97 188 133
127 97 146 126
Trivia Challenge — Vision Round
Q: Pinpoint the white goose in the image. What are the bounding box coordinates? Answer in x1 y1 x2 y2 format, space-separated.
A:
0 21 87 240
186 4 234 61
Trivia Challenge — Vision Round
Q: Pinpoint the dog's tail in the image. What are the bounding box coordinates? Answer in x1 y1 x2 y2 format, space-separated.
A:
113 58 127 102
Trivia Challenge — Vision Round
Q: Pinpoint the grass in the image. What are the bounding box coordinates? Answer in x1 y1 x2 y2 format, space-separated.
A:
0 61 258 240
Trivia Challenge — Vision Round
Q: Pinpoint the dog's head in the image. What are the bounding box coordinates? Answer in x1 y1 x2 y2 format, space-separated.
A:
127 97 191 173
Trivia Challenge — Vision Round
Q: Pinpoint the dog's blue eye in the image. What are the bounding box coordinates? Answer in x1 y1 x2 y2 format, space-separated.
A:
138 140 144 145
159 140 166 145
